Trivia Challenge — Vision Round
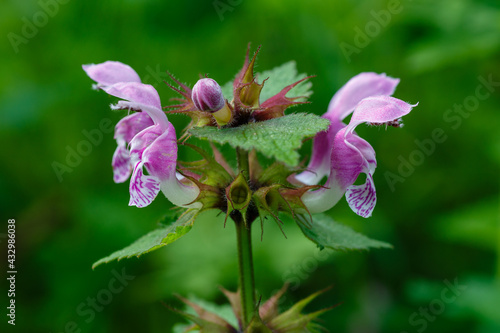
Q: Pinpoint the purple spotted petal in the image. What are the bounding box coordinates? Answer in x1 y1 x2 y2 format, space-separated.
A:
114 112 154 145
129 162 161 208
82 61 141 87
104 82 162 110
325 72 399 122
112 145 132 183
346 173 376 218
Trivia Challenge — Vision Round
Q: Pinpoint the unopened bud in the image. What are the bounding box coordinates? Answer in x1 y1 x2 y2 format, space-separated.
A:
191 78 225 112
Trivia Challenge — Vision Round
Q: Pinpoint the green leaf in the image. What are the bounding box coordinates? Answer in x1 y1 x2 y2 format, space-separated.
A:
220 79 234 103
189 113 329 166
258 61 313 103
220 61 312 104
92 209 199 268
296 214 392 251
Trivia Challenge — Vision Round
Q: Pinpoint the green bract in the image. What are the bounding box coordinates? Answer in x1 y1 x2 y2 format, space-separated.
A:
220 61 313 104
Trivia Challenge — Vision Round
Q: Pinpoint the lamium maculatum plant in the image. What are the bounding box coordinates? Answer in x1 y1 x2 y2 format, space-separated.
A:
83 45 417 332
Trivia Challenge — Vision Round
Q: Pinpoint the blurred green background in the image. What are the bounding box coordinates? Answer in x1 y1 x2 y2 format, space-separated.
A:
1 0 499 332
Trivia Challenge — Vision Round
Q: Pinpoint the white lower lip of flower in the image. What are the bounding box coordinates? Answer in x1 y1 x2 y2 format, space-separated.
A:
300 174 345 214
295 166 329 186
160 176 202 209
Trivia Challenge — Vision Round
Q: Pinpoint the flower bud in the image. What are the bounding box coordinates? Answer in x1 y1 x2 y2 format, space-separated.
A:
191 78 225 112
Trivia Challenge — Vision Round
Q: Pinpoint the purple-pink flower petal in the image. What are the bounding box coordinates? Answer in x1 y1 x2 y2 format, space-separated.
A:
82 61 141 87
128 123 200 208
129 125 163 162
301 127 368 214
300 78 417 217
141 124 201 208
112 145 133 183
325 72 399 122
111 113 154 183
140 124 177 181
297 73 399 185
346 173 376 218
346 95 417 134
295 120 345 185
104 82 162 110
83 61 199 208
114 112 155 145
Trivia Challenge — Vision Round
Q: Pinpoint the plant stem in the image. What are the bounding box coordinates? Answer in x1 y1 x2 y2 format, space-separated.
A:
234 147 256 328
237 147 250 181
235 215 256 328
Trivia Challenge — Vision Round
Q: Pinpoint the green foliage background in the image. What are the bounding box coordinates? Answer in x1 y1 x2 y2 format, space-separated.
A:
1 0 499 332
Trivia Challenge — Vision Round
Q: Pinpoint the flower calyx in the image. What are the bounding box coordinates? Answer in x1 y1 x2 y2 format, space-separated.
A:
250 162 320 232
177 144 323 234
233 45 265 110
177 144 233 211
226 173 253 216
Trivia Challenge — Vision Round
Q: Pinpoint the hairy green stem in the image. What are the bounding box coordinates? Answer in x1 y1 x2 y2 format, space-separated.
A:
235 215 256 327
236 147 250 181
235 147 256 328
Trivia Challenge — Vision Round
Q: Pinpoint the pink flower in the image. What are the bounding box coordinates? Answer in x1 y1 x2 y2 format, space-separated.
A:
296 73 417 217
83 61 199 208
83 61 154 183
